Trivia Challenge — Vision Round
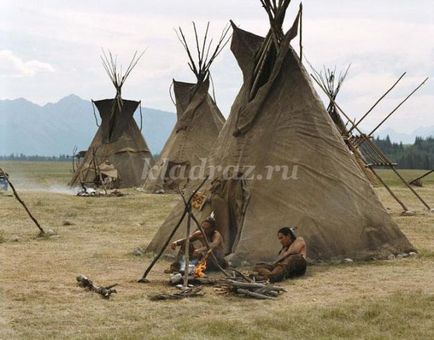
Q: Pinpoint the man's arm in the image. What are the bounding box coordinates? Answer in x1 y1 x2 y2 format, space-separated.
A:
273 239 306 265
194 231 223 255
171 230 202 249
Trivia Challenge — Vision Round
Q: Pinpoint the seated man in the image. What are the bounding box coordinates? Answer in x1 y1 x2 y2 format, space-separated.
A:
254 227 307 283
168 217 228 273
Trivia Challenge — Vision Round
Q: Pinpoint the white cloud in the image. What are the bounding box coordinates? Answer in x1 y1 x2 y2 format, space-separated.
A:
0 50 54 77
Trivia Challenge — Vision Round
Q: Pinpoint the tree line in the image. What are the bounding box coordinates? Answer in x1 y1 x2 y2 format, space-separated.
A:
0 154 71 161
1 138 433 169
374 136 434 169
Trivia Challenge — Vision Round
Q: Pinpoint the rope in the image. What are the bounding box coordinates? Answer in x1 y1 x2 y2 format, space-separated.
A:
91 100 100 127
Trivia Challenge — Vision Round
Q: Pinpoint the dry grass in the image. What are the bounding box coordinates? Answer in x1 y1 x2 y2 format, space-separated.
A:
0 162 433 339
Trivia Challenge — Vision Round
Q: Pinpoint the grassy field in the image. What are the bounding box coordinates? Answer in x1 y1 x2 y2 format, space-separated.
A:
0 161 433 339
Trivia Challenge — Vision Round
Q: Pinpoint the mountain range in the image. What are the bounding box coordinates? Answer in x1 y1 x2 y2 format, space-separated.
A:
0 94 176 156
1 94 433 156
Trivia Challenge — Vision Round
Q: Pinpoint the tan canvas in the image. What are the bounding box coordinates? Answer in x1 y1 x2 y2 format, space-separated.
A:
143 79 225 192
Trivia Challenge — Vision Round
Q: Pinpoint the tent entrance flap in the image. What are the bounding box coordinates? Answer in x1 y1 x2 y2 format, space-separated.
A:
210 177 250 254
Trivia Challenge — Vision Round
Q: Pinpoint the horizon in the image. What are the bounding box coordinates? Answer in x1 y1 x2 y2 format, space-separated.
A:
1 93 433 145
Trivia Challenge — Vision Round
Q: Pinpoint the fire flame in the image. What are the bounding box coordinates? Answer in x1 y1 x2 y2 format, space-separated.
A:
194 260 207 278
194 252 210 278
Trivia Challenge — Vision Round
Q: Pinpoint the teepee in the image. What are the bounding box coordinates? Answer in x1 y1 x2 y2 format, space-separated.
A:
142 23 226 193
145 1 414 264
70 51 153 189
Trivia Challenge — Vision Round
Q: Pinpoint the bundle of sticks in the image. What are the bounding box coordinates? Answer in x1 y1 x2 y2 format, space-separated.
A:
217 278 286 300
76 275 118 299
149 286 204 301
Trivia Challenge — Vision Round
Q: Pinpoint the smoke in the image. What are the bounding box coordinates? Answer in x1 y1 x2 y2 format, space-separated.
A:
7 177 78 195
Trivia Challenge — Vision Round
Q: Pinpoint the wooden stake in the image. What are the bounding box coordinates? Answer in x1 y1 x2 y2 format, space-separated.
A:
183 209 192 288
138 177 208 283
5 175 45 235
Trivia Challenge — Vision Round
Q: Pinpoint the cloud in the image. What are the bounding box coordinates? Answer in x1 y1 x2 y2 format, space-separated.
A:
0 50 54 77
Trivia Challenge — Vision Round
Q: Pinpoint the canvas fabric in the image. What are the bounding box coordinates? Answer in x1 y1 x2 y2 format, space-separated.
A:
143 79 225 192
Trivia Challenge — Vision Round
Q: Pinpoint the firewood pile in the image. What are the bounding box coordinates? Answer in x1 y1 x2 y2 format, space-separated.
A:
76 275 118 299
215 278 286 300
148 286 204 301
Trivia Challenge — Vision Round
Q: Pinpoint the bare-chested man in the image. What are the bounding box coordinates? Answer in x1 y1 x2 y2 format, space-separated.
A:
167 217 228 273
254 227 307 282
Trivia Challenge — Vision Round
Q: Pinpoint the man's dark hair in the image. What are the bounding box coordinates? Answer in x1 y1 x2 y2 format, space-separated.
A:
278 226 297 240
203 217 217 230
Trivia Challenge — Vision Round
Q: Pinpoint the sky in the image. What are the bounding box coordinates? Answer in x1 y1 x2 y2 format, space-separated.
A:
0 0 433 134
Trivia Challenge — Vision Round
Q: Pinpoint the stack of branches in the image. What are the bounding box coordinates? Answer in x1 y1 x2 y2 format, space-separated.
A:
76 275 118 299
216 277 287 300
101 49 144 114
176 22 231 84
260 0 292 46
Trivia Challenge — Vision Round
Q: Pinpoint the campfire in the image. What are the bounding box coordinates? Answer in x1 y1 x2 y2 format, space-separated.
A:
194 259 207 278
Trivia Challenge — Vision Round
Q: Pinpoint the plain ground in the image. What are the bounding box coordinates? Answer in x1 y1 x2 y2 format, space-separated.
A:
0 161 433 339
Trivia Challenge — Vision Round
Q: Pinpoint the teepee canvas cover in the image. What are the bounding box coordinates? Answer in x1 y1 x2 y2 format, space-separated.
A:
143 24 226 192
145 2 414 263
70 52 153 188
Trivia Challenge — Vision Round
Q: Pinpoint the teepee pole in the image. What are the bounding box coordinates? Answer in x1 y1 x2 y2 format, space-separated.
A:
299 3 303 62
409 170 434 186
349 72 406 134
369 77 429 137
368 166 408 212
391 166 431 210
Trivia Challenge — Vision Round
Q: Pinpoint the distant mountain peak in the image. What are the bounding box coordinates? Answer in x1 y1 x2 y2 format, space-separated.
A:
0 96 176 155
44 94 86 107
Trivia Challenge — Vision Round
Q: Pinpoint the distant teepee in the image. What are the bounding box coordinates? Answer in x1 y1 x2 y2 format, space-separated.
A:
70 51 153 188
143 23 226 193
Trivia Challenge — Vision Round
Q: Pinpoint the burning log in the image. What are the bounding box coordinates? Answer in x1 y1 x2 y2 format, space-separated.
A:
76 275 118 299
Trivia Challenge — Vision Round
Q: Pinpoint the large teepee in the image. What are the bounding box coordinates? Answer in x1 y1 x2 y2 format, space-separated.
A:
145 1 414 264
142 24 226 193
70 51 153 189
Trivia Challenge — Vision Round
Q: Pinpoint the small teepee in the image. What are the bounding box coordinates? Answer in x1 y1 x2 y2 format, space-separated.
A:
310 65 378 184
142 23 227 193
70 51 153 188
145 1 414 264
